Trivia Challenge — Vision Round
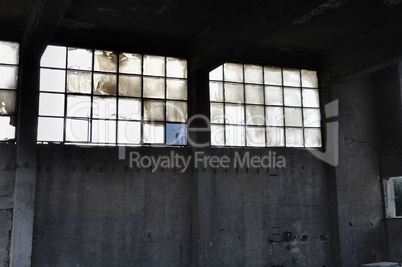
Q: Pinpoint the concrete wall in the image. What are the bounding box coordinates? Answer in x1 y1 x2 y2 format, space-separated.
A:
385 218 402 262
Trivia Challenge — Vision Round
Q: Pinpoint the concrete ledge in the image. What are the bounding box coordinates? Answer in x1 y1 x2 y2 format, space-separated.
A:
361 262 400 267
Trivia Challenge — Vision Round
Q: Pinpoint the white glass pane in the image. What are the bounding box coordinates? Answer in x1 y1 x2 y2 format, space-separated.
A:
284 88 302 106
94 50 117 72
301 70 318 88
244 65 263 84
246 127 265 147
302 89 320 108
0 90 16 115
225 104 244 124
0 66 18 89
286 128 303 147
67 95 91 118
0 41 19 65
209 82 223 102
67 71 92 94
144 100 165 121
285 108 303 127
167 58 187 78
246 106 265 125
68 48 93 70
40 69 65 92
265 86 283 105
143 123 164 144
143 55 165 76
210 103 224 123
118 98 141 120
93 97 116 119
264 66 282 86
37 117 64 142
303 108 321 127
143 77 165 99
266 107 284 126
66 119 89 142
211 125 225 146
245 85 263 104
225 125 245 146
224 63 243 83
267 127 285 147
166 101 187 122
167 79 187 100
209 65 223 81
283 68 300 87
39 93 65 116
119 53 142 74
166 123 187 145
41 45 66 68
118 121 141 144
119 75 141 97
92 120 116 143
93 74 117 95
0 116 15 140
224 83 244 103
304 128 322 147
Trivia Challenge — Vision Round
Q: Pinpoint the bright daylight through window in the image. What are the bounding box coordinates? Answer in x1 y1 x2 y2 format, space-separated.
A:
38 46 188 145
209 63 322 147
0 41 19 142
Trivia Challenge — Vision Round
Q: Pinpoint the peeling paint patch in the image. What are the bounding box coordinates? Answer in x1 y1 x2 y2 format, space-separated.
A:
293 0 348 25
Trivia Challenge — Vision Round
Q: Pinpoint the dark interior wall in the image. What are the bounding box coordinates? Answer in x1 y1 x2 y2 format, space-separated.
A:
385 218 402 262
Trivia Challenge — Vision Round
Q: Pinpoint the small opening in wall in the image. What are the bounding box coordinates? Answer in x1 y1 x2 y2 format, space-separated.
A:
383 177 402 218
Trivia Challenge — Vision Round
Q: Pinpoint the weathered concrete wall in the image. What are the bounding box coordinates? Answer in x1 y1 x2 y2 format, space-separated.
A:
385 218 402 262
0 144 16 267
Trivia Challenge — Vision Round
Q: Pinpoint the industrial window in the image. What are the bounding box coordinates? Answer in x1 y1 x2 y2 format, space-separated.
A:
209 63 322 147
38 46 188 145
0 41 19 142
383 177 402 218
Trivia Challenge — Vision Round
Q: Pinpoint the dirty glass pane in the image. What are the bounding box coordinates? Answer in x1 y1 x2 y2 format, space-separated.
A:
283 68 300 87
266 127 285 147
143 123 164 144
167 79 187 100
39 93 65 116
224 83 244 103
118 98 141 120
285 108 303 127
93 73 117 95
264 66 282 86
119 53 142 74
166 101 187 122
302 89 320 108
143 55 165 76
265 86 283 106
211 125 225 146
68 48 93 70
40 69 65 92
166 123 187 145
92 97 117 119
118 121 141 144
167 58 187 78
209 82 223 102
225 104 244 124
286 127 304 147
246 106 265 125
244 65 263 84
119 75 141 97
225 125 245 146
303 108 321 127
94 50 117 72
37 117 64 142
0 41 19 65
92 119 116 143
304 128 322 147
246 127 265 147
41 45 66 68
224 63 243 83
143 77 165 99
67 95 91 118
209 65 223 81
266 106 284 126
67 71 92 94
301 70 318 88
245 84 263 104
0 90 16 115
66 119 89 142
210 103 224 123
284 87 302 107
0 66 18 89
0 116 15 140
144 100 165 121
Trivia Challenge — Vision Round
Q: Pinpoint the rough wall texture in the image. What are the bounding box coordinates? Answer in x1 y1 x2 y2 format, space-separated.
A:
386 218 402 262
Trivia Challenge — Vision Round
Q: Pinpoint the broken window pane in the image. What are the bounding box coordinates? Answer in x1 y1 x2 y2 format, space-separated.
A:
245 84 263 104
304 128 322 147
286 127 303 147
209 65 223 81
166 101 187 122
225 125 245 146
211 125 225 146
143 55 165 76
67 95 91 118
39 93 65 116
94 50 117 72
285 108 303 127
303 108 321 127
119 53 142 74
37 117 64 142
166 123 187 145
92 119 116 143
118 98 141 120
0 90 16 115
119 75 141 97
68 48 93 70
0 66 18 89
66 118 89 142
301 70 318 88
266 106 284 126
246 106 265 125
209 82 223 102
118 121 141 144
143 100 165 121
224 83 244 103
92 97 117 119
143 77 165 99
210 103 224 123
265 86 283 106
93 73 117 95
283 68 300 87
40 69 66 92
143 123 164 144
246 127 265 147
167 58 187 78
67 71 92 94
0 41 19 65
302 89 320 108
167 79 187 100
266 127 285 147
244 65 263 84
224 63 243 83
225 104 244 124
284 88 302 106
41 45 66 68
264 66 282 86
0 116 15 140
